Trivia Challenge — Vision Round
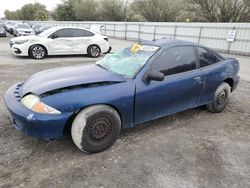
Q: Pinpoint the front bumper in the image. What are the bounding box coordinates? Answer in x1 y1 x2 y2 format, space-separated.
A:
0 32 6 37
4 83 73 139
10 43 29 56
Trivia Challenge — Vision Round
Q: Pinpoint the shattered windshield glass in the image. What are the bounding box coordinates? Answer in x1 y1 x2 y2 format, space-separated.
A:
96 44 159 78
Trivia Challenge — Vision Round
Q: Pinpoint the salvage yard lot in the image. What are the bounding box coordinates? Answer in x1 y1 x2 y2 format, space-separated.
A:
0 36 250 188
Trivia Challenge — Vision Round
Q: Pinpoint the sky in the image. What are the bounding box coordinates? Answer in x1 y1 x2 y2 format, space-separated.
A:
0 0 62 18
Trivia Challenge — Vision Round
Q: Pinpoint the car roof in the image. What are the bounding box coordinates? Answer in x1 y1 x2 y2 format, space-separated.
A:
47 26 96 33
141 38 224 59
141 38 197 48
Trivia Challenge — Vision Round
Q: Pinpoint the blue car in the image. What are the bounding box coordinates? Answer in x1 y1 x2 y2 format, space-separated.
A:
4 39 240 153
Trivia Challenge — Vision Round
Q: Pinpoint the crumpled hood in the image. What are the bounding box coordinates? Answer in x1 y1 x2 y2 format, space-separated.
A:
19 64 125 97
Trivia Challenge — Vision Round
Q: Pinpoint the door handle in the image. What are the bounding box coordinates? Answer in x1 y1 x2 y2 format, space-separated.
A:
194 77 202 83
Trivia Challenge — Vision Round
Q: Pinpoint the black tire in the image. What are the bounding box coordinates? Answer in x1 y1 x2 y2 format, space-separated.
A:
29 45 46 59
206 82 231 113
87 45 101 58
71 105 121 153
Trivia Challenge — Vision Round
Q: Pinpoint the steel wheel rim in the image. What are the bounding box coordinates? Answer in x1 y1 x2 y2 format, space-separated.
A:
90 46 100 57
217 90 227 105
32 46 45 59
87 116 112 144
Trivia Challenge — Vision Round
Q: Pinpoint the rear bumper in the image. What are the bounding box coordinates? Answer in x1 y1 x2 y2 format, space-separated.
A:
4 83 73 139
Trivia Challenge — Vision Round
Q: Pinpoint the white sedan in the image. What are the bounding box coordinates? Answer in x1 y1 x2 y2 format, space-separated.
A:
9 27 111 59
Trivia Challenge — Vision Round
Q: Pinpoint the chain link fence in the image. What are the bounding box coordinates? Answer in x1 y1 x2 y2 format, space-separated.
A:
32 21 250 56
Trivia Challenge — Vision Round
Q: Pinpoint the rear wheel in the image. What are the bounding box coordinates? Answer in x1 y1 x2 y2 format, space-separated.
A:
206 82 231 113
29 45 46 59
71 105 121 153
87 45 101 58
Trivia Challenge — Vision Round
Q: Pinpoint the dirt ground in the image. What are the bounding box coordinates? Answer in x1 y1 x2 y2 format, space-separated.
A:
0 36 250 188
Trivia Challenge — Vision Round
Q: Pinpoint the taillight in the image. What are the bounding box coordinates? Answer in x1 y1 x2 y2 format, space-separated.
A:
104 37 108 41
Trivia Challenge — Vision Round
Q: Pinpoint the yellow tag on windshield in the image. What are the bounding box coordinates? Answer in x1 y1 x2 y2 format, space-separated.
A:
130 44 142 53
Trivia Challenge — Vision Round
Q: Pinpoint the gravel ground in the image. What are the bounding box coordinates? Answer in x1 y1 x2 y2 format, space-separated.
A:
0 35 250 188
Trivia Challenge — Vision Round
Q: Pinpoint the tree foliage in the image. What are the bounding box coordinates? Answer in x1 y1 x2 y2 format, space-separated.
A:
52 0 76 21
132 0 183 22
73 0 99 21
188 0 250 22
100 0 130 21
4 2 49 20
4 0 250 22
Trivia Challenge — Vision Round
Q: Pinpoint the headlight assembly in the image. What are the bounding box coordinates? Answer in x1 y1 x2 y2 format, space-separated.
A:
21 94 61 114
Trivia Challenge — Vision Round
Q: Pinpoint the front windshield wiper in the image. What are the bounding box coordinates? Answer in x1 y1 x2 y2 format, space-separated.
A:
96 64 109 71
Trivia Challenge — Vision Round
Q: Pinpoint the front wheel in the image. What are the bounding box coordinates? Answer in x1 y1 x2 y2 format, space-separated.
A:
71 105 121 153
87 45 101 58
29 45 46 59
206 82 231 113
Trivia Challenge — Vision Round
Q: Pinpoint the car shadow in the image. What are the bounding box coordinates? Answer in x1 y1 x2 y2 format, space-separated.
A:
13 54 104 60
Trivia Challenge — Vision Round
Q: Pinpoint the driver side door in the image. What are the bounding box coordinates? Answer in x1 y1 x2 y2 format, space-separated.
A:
48 28 73 55
134 46 205 125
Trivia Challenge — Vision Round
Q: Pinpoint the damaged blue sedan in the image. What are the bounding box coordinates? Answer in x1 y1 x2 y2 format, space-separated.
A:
4 39 240 153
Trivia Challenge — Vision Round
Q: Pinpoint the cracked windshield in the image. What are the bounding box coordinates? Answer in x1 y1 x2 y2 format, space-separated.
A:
96 44 159 78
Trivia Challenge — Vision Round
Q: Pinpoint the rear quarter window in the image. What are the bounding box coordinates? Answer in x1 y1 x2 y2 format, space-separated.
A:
72 29 94 37
198 47 221 67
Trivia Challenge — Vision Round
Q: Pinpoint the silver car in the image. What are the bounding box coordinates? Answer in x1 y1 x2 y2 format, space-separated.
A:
0 24 6 37
13 23 35 37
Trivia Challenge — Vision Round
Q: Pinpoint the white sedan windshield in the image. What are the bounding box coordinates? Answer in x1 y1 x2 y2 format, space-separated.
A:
96 44 159 78
38 27 56 37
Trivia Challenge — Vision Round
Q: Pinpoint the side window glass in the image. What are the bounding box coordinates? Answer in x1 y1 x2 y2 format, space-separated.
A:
198 47 221 67
153 46 197 76
52 29 72 38
72 29 94 37
84 30 94 37
72 29 85 37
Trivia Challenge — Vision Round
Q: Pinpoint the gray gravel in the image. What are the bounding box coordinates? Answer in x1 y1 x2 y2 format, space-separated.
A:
0 36 250 188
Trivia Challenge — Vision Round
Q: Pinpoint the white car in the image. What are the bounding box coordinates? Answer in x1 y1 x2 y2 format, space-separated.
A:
9 27 111 59
13 23 35 37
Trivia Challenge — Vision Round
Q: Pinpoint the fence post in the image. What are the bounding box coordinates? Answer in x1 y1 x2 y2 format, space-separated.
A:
198 26 203 44
138 24 141 40
125 23 127 40
104 23 107 36
153 25 157 40
173 25 177 39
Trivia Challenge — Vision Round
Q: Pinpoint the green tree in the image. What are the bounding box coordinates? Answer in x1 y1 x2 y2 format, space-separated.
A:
73 0 99 21
52 0 77 21
36 10 49 21
4 2 49 20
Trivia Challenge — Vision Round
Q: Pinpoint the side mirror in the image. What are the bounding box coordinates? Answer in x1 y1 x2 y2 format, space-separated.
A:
50 34 58 39
143 70 165 81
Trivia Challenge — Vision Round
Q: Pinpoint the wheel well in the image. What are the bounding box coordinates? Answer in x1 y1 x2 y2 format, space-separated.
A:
224 78 234 91
28 44 48 56
87 44 101 53
63 104 123 135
